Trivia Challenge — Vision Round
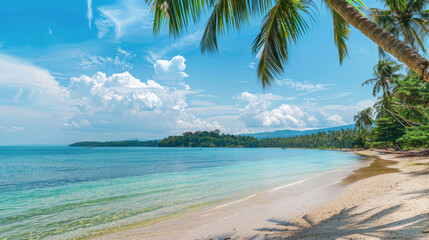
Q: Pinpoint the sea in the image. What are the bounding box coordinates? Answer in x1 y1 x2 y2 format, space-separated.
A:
0 147 363 239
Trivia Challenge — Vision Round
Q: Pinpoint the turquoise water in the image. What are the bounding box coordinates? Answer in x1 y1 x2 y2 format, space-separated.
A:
0 147 361 239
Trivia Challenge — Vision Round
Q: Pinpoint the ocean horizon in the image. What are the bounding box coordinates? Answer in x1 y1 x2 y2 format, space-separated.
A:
0 147 363 239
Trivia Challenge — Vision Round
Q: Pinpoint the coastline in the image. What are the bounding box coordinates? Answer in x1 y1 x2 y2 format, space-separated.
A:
94 150 429 240
94 152 369 240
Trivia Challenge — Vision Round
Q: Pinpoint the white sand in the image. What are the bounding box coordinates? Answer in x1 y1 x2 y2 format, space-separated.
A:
279 150 429 239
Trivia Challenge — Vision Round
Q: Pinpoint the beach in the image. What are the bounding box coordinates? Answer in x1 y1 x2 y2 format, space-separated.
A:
280 150 429 239
96 150 429 240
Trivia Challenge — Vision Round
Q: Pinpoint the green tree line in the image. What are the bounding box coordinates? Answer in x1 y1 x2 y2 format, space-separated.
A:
354 62 429 150
157 129 362 149
157 130 260 148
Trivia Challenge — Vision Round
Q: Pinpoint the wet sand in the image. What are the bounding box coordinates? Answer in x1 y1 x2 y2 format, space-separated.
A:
341 154 400 185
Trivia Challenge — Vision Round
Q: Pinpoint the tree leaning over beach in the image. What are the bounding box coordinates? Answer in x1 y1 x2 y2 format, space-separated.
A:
144 0 429 86
369 0 429 57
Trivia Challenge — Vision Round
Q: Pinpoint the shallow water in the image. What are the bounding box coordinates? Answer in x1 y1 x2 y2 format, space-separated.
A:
0 147 362 239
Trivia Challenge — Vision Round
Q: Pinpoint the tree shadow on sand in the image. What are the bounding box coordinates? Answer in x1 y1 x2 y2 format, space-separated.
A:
257 204 429 239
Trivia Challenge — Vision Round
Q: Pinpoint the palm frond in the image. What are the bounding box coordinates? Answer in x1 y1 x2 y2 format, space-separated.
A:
252 0 312 88
147 0 207 37
331 9 350 64
200 0 252 53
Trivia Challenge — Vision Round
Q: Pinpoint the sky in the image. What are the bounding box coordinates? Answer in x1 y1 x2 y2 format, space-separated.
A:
0 0 386 145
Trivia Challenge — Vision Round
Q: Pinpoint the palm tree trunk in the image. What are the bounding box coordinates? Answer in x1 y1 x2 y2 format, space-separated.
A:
325 0 429 82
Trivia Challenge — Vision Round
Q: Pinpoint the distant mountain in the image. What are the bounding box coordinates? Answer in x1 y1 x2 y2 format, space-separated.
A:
242 124 355 139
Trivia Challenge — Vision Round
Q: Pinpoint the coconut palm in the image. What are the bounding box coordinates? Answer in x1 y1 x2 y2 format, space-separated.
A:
362 59 403 97
373 92 422 126
354 107 374 130
145 0 429 87
369 0 429 57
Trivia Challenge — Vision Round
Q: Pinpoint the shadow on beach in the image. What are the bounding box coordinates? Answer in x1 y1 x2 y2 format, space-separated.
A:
260 204 429 239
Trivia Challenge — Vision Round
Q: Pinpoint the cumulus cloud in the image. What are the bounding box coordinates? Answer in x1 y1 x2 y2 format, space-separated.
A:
67 70 220 132
154 55 190 82
327 114 346 125
0 54 221 143
238 92 308 128
237 91 369 130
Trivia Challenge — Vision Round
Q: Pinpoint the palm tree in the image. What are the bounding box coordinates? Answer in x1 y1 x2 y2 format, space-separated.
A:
373 92 422 126
362 59 403 97
369 0 429 57
354 107 374 130
146 0 429 86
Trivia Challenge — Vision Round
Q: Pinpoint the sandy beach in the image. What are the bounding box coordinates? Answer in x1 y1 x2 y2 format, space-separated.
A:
278 150 429 239
93 150 428 240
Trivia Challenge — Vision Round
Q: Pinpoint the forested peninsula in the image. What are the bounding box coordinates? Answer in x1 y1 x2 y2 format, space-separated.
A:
70 129 364 149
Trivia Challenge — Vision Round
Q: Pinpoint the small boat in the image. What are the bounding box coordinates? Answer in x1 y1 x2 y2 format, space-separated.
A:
281 147 287 149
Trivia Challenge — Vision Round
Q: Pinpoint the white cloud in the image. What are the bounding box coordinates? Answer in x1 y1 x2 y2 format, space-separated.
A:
0 54 74 116
154 55 190 82
0 54 222 143
238 92 307 128
276 78 333 93
327 114 346 125
95 17 114 39
146 31 202 63
237 91 371 130
87 0 93 29
75 51 133 70
0 54 79 138
95 0 152 40
248 62 255 69
67 70 220 132
0 126 24 132
117 46 133 57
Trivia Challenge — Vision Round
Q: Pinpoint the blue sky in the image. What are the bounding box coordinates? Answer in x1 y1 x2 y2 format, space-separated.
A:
0 0 386 144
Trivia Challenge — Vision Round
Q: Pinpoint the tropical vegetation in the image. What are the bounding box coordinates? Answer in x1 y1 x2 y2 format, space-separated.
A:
354 61 429 150
157 130 260 147
259 129 361 148
156 129 362 148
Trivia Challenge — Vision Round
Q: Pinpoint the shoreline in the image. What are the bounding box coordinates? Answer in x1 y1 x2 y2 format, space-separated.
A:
95 150 428 240
94 152 369 240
